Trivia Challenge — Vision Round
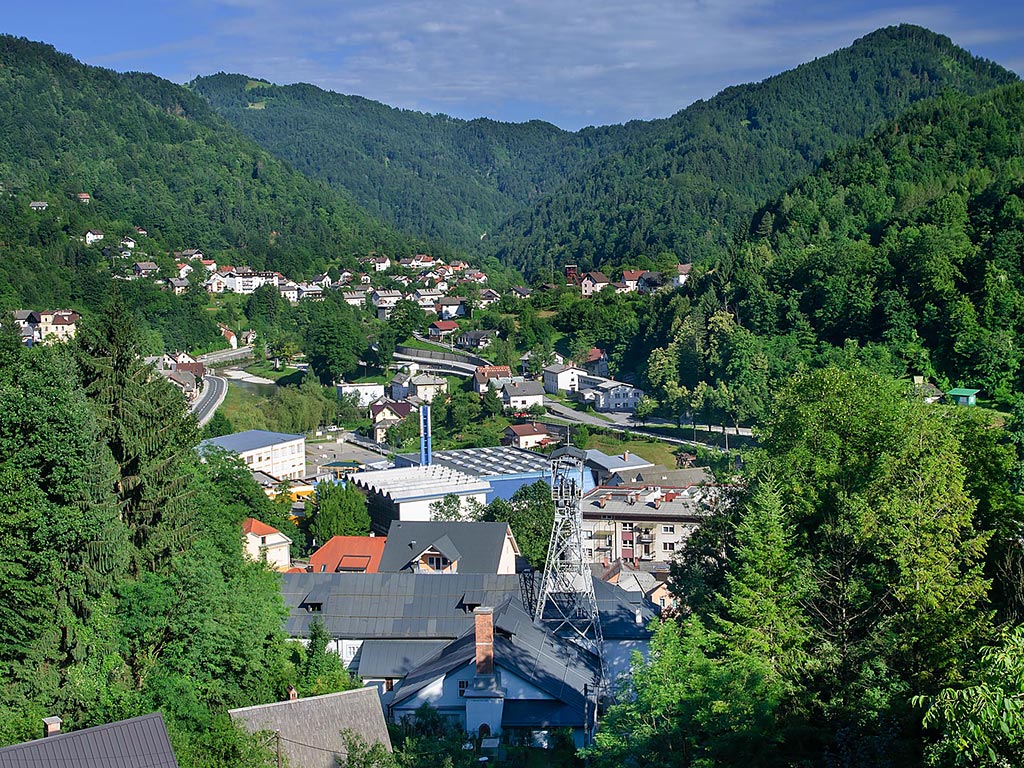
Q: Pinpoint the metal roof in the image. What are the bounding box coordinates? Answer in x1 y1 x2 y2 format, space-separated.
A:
378 521 513 573
584 449 654 473
351 465 491 502
230 688 390 768
0 713 178 768
357 639 449 678
200 429 303 455
281 572 656 643
397 446 550 478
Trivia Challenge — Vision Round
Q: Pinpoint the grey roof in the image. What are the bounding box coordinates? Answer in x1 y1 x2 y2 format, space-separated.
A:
584 449 654 473
0 713 178 768
351 465 491 502
281 572 655 643
200 429 303 455
612 466 713 487
378 521 513 573
230 688 391 768
397 445 550 478
356 639 449 678
391 599 601 726
502 381 545 398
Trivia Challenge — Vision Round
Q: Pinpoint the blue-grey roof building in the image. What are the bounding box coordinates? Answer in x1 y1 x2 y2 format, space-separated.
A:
378 520 522 574
199 429 306 480
0 713 178 768
280 571 657 745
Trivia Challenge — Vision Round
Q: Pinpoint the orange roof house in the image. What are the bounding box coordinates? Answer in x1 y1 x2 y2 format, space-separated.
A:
309 535 387 574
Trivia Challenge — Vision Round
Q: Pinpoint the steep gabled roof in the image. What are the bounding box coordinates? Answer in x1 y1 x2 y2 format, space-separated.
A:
378 522 514 573
243 518 281 537
0 713 178 768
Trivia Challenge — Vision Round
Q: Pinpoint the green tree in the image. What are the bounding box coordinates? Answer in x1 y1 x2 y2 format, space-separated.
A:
481 481 554 568
310 482 371 545
300 618 358 697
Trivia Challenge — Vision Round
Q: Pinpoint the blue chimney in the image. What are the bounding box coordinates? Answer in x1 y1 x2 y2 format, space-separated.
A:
419 405 432 466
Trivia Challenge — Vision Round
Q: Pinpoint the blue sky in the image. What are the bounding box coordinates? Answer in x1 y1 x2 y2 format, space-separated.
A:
5 1 1024 129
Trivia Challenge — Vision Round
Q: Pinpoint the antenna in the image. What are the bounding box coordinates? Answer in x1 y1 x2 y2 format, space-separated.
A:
535 450 605 685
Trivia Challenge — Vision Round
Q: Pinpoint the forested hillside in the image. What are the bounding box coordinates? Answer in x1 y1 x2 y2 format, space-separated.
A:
0 34 417 294
0 310 359 767
630 80 1024 428
490 25 1017 276
190 73 635 247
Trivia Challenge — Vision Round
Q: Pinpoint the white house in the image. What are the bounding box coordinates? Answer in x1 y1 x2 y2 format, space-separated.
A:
501 381 545 411
201 430 307 481
337 382 386 407
580 271 610 298
578 374 644 412
243 517 292 571
543 364 586 395
85 229 104 245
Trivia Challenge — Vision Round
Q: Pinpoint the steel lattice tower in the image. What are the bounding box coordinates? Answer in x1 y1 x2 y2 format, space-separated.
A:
534 451 605 683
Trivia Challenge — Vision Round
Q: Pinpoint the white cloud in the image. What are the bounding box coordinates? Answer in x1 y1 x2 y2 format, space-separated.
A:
117 0 1024 127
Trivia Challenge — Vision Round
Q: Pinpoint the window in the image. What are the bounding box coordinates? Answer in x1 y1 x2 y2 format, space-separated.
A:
458 680 469 697
621 522 633 531
659 597 667 608
584 548 594 559
384 679 394 692
663 542 676 552
427 555 449 570
662 525 675 534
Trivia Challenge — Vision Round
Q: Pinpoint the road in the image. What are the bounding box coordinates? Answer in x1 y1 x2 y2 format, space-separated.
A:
190 374 227 427
197 345 254 365
543 397 754 449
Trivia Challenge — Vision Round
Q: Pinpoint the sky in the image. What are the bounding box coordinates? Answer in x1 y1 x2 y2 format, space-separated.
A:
5 1 1024 130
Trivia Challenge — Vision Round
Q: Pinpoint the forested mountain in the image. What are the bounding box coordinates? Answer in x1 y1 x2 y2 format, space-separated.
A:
0 34 418 297
490 25 1018 276
190 73 635 247
631 79 1024 428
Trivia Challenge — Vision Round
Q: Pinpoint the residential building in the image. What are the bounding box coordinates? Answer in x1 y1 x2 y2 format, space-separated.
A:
674 263 692 287
596 559 677 612
120 236 137 249
542 364 585 395
503 422 557 450
437 297 467 320
350 465 491 532
637 270 663 293
280 572 657 731
581 347 609 377
29 200 48 211
200 429 307 480
36 309 80 343
337 382 385 407
501 380 545 410
371 289 403 318
621 269 645 292
219 323 237 348
243 517 292 571
370 255 391 272
378 521 520 575
132 261 159 277
412 288 444 313
578 448 655 488
230 688 391 768
473 365 513 394
0 713 179 768
476 288 501 308
76 192 91 204
580 484 718 565
278 282 299 302
580 271 610 298
309 535 388 574
510 286 532 300
428 319 459 339
409 373 448 403
457 329 495 350
85 229 104 245
341 289 367 307
577 373 643 412
168 277 190 295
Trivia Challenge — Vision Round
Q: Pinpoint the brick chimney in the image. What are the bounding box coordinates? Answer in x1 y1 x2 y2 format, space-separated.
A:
286 685 298 701
474 606 494 676
43 717 62 738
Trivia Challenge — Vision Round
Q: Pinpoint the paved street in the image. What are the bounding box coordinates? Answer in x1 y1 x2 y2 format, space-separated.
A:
190 374 227 427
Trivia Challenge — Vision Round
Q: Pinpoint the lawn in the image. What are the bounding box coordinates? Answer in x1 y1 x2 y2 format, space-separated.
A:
245 361 302 382
585 433 681 469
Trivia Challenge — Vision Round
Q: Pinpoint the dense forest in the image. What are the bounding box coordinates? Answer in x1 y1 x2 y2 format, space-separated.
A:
490 25 1017 276
588 367 1024 766
190 73 636 248
0 309 354 767
0 34 421 298
618 80 1024 427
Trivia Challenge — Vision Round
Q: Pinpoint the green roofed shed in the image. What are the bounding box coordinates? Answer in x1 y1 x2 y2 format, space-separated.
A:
947 388 980 406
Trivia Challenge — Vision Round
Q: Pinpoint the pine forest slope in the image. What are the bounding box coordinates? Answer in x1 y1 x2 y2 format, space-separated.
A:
489 25 1018 277
635 80 1024 424
0 34 417 293
190 73 637 248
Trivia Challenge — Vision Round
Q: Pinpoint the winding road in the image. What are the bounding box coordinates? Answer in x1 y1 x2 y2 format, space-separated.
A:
190 374 228 427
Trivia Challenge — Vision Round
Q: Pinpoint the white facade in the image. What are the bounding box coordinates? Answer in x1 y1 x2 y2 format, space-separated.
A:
543 365 585 395
244 522 293 571
338 382 386 407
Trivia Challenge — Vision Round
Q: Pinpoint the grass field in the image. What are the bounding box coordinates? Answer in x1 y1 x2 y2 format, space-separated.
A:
220 382 272 432
585 433 680 468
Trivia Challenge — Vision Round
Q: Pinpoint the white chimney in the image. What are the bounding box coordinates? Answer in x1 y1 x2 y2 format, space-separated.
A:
43 717 62 738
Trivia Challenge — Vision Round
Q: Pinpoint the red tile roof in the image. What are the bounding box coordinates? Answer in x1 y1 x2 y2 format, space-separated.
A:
507 422 549 437
431 320 459 331
243 517 280 537
310 536 387 573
